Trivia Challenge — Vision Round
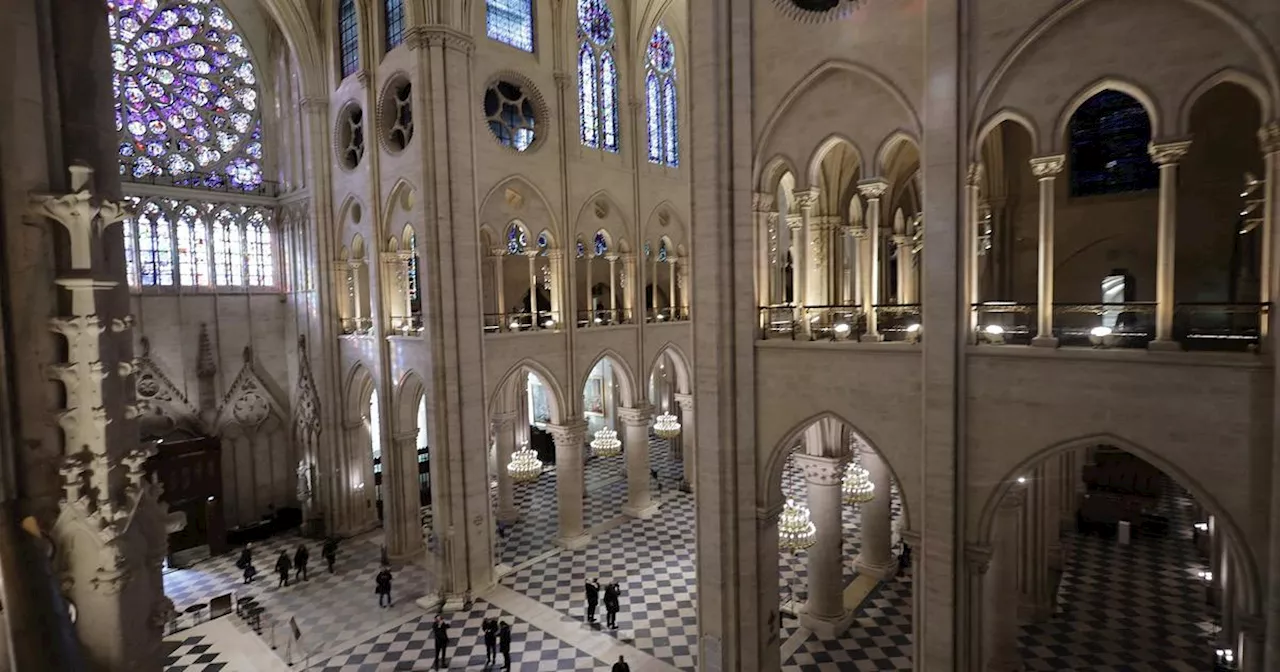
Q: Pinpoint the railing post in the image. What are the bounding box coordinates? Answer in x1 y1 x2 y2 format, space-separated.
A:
1029 155 1065 347
857 179 889 341
1148 140 1192 351
1259 123 1279 348
795 189 818 339
967 163 983 335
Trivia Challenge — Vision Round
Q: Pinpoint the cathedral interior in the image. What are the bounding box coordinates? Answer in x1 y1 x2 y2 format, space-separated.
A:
0 0 1279 670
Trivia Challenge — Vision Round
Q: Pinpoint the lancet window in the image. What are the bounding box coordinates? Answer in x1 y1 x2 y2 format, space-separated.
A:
645 25 678 166
577 0 619 152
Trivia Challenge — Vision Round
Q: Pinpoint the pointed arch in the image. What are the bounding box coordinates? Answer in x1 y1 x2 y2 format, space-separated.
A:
806 134 866 189
1054 78 1161 147
573 189 630 241
382 178 417 238
973 108 1042 160
478 175 563 238
761 410 913 532
487 358 567 425
344 362 376 422
759 154 802 194
337 194 365 227
580 349 638 410
975 432 1262 616
646 342 691 395
394 370 426 435
1176 68 1272 136
874 130 922 176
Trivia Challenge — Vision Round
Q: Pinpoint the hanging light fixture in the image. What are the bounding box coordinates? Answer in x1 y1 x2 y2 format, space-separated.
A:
778 498 817 551
590 428 623 457
653 412 681 440
507 443 543 483
842 460 875 504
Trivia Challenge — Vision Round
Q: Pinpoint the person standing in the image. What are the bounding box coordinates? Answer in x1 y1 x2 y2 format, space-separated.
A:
498 621 511 670
322 537 338 574
236 544 252 572
375 566 393 607
431 614 449 669
612 655 631 672
275 551 292 588
603 582 621 629
482 618 498 666
585 578 600 623
293 543 309 582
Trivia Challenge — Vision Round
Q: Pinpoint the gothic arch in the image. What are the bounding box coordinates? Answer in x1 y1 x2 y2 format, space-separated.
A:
806 134 866 190
874 131 922 176
478 175 562 241
758 154 802 194
382 178 417 239
973 108 1042 160
488 358 567 426
344 362 375 423
394 370 426 436
761 410 913 532
574 189 631 242
646 343 691 395
974 432 1262 617
580 349 638 410
642 201 688 248
326 0 371 84
257 0 326 97
1176 68 1273 135
1054 77 1162 147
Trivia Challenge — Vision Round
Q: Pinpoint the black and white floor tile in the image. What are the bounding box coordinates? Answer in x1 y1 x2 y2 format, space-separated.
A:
163 634 231 672
784 573 915 671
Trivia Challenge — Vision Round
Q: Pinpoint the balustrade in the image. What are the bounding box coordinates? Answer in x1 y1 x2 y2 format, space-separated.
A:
576 308 633 327
340 316 374 336
388 315 423 337
758 305 864 341
484 311 561 334
647 306 690 323
1173 303 1268 351
970 303 1037 345
1050 302 1156 348
873 304 922 342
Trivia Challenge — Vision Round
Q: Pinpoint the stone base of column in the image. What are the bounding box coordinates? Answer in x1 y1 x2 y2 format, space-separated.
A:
416 592 469 614
799 607 855 639
1030 335 1059 348
680 479 693 493
388 548 424 565
557 532 592 550
985 652 1024 672
859 332 884 343
622 501 661 519
497 507 520 525
1148 339 1182 352
853 555 899 581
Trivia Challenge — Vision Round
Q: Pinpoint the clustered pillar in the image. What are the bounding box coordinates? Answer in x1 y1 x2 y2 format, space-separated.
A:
492 413 518 524
674 393 695 491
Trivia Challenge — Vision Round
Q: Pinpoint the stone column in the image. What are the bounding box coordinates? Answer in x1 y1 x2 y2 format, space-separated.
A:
1020 466 1054 622
619 406 659 519
607 254 619 318
493 252 506 320
1149 140 1192 350
492 414 518 524
525 251 539 323
967 163 984 331
350 259 366 328
966 546 993 670
841 225 856 305
1240 614 1265 672
986 486 1026 671
668 256 679 311
795 454 854 637
619 252 634 322
852 224 869 319
386 431 425 561
547 422 590 549
854 447 897 579
586 252 595 325
1030 155 1065 347
857 179 888 341
1266 124 1280 672
894 234 914 304
1258 124 1278 343
795 189 818 307
674 394 695 491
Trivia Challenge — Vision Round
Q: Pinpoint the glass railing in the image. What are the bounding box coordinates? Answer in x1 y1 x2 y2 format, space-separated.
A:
874 304 923 342
1051 303 1156 348
647 306 690 323
1174 302 1267 352
759 304 865 341
971 302 1036 345
575 308 634 327
484 311 560 334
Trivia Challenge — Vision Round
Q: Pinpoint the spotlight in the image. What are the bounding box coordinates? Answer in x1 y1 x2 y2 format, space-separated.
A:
905 323 922 344
509 320 520 330
1016 476 1027 485
1088 325 1116 348
543 319 555 329
981 324 1006 345
1194 521 1208 532
833 322 852 340
594 317 603 324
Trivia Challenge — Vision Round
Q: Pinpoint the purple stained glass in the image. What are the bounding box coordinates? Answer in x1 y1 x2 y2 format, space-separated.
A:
647 25 674 72
577 0 614 44
108 0 263 191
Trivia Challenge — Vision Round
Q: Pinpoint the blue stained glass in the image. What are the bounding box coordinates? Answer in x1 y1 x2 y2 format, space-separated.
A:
407 233 420 305
537 232 548 250
385 0 405 51
578 43 598 148
577 0 614 44
643 242 651 257
486 0 534 52
245 211 273 286
1069 90 1156 197
576 240 586 258
600 51 618 152
663 79 678 167
508 225 527 254
107 0 263 190
339 0 359 78
647 25 674 72
593 232 608 257
658 241 668 262
137 201 174 287
646 72 661 163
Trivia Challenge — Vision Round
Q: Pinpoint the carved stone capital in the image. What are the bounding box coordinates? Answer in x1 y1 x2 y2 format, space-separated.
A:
966 544 993 575
354 69 371 86
545 421 588 448
553 71 570 89
753 192 777 213
757 501 785 524
1259 122 1280 155
966 163 984 187
1148 140 1192 165
616 405 654 427
793 453 847 486
857 178 890 200
421 27 476 54
1029 154 1066 178
673 393 694 412
850 225 869 240
892 233 913 248
300 97 328 114
793 188 820 211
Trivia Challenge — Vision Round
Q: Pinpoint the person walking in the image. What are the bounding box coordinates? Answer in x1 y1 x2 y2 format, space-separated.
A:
498 621 511 670
612 655 631 672
431 614 449 669
375 566 393 607
275 551 292 588
585 578 600 623
603 582 621 629
293 544 309 582
241 561 257 584
650 467 663 494
236 544 252 573
322 537 338 574
897 539 912 576
482 618 498 666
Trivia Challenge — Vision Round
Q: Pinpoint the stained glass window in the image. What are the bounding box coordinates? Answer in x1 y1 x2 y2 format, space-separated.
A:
1068 90 1157 197
645 25 678 167
486 0 534 52
593 231 608 257
407 232 421 314
176 205 211 286
577 0 618 153
339 0 360 78
213 209 243 285
124 219 138 285
137 201 174 286
484 80 538 151
385 0 405 51
576 239 586 259
245 212 273 286
537 232 549 253
107 0 264 191
508 224 528 254
643 241 651 258
658 241 668 262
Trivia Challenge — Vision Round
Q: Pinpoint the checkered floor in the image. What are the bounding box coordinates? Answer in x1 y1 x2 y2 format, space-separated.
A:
163 532 432 664
314 597 597 671
784 574 915 671
1016 478 1215 671
163 634 232 672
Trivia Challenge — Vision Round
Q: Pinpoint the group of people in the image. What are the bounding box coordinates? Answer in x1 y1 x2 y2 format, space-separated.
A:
234 537 341 586
584 578 624 629
427 614 511 670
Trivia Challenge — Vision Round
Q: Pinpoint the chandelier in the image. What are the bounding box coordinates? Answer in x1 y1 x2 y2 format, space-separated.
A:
653 412 681 440
507 443 543 483
842 460 875 504
778 498 817 551
590 428 622 458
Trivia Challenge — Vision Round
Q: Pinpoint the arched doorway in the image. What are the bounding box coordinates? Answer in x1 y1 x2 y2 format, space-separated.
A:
580 353 642 523
647 346 693 490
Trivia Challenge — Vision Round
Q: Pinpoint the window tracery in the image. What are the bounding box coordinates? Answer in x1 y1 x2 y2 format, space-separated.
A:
384 0 405 51
484 80 538 151
1069 91 1157 197
339 0 359 78
508 223 529 255
594 231 609 257
645 25 678 166
107 0 263 190
486 0 534 52
122 196 274 290
577 0 618 152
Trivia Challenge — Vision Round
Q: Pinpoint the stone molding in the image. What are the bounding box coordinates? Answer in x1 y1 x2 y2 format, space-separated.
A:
1000 484 1028 510
1259 122 1280 155
196 324 217 378
545 421 588 447
1029 154 1066 178
1148 139 1192 165
965 544 993 575
793 453 847 486
753 192 776 213
856 178 890 199
490 412 517 429
293 336 321 437
757 501 785 524
673 393 694 412
769 0 867 24
407 26 476 54
617 405 654 426
793 188 820 210
966 162 984 187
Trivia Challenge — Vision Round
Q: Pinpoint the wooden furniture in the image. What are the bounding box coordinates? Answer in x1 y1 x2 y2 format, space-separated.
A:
144 433 227 560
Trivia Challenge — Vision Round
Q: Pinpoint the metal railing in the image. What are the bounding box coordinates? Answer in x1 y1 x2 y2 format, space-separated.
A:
874 304 923 342
647 306 690 323
1174 302 1267 351
576 308 633 327
484 311 561 334
759 304 865 341
971 302 1037 345
340 317 374 336
388 315 423 337
1051 302 1156 348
